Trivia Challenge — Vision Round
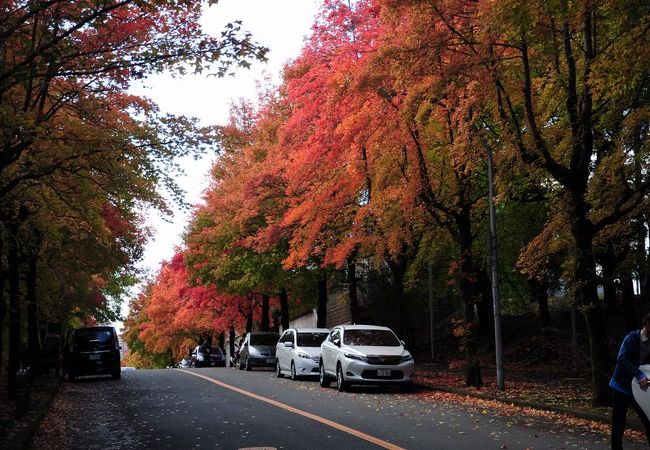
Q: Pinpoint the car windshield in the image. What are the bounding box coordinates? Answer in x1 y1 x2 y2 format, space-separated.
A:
297 332 329 347
209 347 223 356
343 329 401 347
250 334 279 346
74 328 114 351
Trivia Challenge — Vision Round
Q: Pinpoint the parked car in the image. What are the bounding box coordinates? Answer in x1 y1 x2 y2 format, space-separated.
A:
209 346 226 367
319 324 414 392
276 328 330 380
239 332 279 371
66 326 121 381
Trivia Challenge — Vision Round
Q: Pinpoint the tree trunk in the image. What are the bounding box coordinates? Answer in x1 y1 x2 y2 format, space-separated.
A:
27 254 39 376
599 249 619 314
245 309 253 333
0 237 5 379
529 279 550 327
7 231 20 397
620 273 637 332
347 258 360 324
638 219 649 303
279 287 289 331
477 269 493 337
260 294 270 331
387 257 408 336
228 325 235 367
457 213 482 388
316 271 328 328
569 197 610 406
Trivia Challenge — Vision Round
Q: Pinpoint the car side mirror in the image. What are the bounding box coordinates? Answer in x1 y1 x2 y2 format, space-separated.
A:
400 340 406 347
284 342 294 348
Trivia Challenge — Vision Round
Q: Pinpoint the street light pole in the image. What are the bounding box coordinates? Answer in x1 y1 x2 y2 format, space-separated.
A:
487 144 505 390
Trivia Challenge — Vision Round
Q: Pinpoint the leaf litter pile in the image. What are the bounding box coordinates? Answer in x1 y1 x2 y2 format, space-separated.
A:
414 367 646 445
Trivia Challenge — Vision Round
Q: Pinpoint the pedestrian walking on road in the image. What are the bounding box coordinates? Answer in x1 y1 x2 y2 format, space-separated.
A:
610 312 650 449
193 342 209 368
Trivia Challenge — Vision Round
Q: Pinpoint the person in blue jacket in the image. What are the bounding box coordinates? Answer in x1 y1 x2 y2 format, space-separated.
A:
610 313 650 449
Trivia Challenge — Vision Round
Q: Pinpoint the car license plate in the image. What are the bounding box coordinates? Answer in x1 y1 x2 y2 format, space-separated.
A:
377 369 391 377
89 354 100 360
266 358 275 364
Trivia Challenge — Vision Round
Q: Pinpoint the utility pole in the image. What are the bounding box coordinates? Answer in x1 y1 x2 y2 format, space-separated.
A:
487 144 505 390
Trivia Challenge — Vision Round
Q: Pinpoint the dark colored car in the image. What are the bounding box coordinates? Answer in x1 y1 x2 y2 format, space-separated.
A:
66 326 121 381
209 347 226 367
239 332 279 371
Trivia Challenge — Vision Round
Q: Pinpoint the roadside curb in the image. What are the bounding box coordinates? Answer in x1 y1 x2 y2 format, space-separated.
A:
7 377 61 450
415 383 645 432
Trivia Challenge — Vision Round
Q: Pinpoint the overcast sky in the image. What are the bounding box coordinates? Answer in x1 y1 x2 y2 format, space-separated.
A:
130 0 321 279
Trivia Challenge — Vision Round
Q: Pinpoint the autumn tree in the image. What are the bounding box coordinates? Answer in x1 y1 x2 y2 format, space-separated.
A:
0 0 267 198
0 0 269 393
272 0 498 384
1 93 166 389
184 98 299 334
123 251 253 365
464 0 650 404
270 1 423 335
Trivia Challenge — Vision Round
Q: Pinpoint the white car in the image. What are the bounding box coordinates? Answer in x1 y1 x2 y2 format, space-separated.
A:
276 328 330 380
319 324 414 392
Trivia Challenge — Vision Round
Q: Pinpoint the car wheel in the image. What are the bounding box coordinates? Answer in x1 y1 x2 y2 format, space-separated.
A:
245 357 252 371
290 361 299 381
336 364 348 392
111 370 121 380
68 371 76 382
399 382 413 393
319 363 331 388
276 360 284 378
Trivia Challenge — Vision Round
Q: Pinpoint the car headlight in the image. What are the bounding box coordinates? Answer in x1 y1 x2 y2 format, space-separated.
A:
344 352 367 362
249 348 260 356
297 352 311 359
401 352 414 362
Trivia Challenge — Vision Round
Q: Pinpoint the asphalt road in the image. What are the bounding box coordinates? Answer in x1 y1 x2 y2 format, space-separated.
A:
29 367 645 449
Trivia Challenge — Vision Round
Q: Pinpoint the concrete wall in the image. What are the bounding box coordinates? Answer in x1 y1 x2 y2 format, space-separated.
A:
326 287 352 328
280 309 318 332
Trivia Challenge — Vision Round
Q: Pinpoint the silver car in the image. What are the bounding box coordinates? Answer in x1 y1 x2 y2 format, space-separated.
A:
319 324 415 392
276 328 330 380
238 332 279 371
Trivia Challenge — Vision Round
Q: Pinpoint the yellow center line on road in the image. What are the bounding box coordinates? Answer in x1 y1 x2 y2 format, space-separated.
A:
177 369 405 450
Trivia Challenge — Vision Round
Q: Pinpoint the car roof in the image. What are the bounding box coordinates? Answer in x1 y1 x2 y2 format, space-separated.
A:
289 328 330 333
74 326 115 332
337 324 394 331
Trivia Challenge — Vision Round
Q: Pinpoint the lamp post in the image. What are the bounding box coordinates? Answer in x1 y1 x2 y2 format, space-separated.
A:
487 144 505 390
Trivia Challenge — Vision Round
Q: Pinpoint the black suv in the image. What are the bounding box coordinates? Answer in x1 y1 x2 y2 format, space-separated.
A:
66 326 121 381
